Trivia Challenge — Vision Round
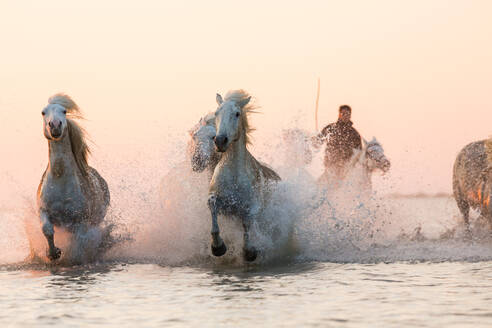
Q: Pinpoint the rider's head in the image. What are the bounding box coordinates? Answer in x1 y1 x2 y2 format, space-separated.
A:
338 105 352 122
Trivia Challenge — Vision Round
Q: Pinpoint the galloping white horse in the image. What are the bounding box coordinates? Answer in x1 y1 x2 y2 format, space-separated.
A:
208 90 281 262
318 137 390 191
37 94 110 261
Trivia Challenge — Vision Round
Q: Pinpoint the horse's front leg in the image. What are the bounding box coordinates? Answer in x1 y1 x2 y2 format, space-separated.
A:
242 217 258 262
208 194 227 257
242 203 261 262
40 211 61 261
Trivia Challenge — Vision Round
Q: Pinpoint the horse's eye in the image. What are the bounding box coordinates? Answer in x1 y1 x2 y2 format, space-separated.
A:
63 110 67 114
235 112 240 117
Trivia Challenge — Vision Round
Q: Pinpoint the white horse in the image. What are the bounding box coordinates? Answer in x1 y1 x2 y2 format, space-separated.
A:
37 94 110 261
208 90 281 262
361 137 391 189
159 112 219 210
318 137 390 191
189 113 221 175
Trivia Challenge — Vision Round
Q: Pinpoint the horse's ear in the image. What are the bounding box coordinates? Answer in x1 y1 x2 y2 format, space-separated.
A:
237 96 251 108
216 93 223 106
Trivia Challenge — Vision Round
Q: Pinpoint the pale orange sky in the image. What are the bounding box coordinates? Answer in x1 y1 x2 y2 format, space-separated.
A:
1 0 492 205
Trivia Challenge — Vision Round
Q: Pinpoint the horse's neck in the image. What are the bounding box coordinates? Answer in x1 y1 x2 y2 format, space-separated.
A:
207 153 221 176
47 135 79 178
220 134 250 170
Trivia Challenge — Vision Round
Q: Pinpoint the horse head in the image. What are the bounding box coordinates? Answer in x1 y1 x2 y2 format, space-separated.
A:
42 103 69 141
189 114 218 172
365 137 390 173
214 91 252 152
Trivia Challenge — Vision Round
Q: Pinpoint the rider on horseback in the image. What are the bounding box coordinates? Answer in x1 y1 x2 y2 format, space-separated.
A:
312 105 362 178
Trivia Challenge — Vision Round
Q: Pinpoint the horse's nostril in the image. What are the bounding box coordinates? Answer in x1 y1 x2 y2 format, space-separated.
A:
214 135 229 150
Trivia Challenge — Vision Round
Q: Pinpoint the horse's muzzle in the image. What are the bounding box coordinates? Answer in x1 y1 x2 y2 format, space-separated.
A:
49 120 63 138
50 129 62 138
214 135 228 152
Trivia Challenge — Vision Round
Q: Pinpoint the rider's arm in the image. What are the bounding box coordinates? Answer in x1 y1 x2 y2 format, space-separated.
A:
311 125 331 149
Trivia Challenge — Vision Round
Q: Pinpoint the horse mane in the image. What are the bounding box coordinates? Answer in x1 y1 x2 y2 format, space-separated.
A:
224 90 258 145
252 157 281 182
260 161 281 181
48 94 91 176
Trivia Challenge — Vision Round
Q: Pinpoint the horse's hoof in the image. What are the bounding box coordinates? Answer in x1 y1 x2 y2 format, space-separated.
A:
47 247 61 261
211 242 227 257
243 247 258 262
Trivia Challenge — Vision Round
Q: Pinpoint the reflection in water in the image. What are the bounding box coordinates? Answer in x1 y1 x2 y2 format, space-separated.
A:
0 262 492 327
45 266 110 300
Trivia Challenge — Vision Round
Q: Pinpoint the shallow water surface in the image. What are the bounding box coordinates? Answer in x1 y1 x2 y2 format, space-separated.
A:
2 192 492 327
1 261 492 327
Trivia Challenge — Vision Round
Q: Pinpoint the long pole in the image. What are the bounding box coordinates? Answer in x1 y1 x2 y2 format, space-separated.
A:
315 78 320 132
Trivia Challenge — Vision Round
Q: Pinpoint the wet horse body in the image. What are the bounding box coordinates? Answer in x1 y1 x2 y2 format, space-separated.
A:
453 139 492 230
38 153 108 229
37 94 110 260
208 90 280 261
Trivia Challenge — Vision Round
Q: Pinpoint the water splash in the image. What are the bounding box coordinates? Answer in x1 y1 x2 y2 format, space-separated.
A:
2 125 492 268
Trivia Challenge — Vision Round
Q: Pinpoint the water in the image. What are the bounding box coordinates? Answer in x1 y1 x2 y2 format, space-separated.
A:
2 195 492 328
2 129 492 327
1 261 491 327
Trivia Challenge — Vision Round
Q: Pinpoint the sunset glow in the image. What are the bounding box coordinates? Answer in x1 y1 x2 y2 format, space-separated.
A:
1 1 492 204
